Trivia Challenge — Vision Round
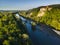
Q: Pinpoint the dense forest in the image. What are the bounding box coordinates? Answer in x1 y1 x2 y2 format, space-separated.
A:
0 12 33 45
19 4 60 30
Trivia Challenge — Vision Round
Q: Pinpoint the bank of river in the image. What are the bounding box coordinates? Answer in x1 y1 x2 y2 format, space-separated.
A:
16 14 60 45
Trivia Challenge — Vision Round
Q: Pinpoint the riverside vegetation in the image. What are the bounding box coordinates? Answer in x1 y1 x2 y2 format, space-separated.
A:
0 11 33 45
19 4 60 30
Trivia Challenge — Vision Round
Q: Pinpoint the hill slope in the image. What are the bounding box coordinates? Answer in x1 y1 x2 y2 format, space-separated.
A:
19 4 60 30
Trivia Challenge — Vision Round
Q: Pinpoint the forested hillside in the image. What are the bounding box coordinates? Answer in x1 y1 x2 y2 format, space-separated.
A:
0 12 32 45
19 4 60 30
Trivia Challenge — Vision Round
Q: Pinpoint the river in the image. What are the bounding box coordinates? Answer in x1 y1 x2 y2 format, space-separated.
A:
16 14 60 45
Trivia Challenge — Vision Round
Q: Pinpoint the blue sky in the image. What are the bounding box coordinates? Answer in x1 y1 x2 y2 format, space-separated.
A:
0 0 60 10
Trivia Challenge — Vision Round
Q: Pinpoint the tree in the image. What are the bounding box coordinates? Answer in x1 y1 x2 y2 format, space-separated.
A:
3 40 10 45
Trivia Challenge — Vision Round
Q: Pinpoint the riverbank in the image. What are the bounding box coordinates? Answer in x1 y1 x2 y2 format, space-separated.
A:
16 13 60 45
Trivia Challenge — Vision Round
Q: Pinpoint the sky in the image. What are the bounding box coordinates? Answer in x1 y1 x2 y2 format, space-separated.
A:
0 0 60 10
